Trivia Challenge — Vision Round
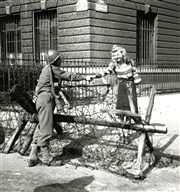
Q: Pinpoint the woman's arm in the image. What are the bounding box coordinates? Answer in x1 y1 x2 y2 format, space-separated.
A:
128 59 141 84
96 62 116 78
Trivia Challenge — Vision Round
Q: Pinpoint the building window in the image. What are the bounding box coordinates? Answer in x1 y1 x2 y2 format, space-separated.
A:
0 16 21 64
34 10 57 61
137 11 157 64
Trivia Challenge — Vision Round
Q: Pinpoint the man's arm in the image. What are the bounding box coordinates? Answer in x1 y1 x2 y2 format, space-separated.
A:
52 66 86 81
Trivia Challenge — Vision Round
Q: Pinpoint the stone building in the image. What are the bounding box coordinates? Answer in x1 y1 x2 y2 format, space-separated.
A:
0 0 179 63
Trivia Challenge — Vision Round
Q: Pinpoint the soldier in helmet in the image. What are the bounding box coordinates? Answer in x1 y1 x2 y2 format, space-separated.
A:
28 50 93 167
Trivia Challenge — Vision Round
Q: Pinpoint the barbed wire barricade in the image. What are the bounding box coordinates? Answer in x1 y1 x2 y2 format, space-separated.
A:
0 59 175 179
48 80 156 179
3 82 163 180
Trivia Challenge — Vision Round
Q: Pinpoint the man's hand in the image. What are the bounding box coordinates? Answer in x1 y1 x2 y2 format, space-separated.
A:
95 73 102 78
95 70 109 78
85 75 94 82
32 95 37 103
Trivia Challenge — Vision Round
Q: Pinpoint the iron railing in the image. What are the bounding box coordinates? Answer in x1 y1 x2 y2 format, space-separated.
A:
138 62 180 93
0 58 179 100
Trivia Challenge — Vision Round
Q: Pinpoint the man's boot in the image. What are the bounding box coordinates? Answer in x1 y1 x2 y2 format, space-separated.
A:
28 144 39 167
40 146 54 166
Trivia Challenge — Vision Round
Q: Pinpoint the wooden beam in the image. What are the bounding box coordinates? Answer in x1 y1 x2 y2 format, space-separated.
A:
101 109 142 123
26 113 167 134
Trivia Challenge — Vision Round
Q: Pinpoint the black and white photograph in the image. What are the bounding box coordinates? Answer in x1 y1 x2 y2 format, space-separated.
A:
0 0 179 191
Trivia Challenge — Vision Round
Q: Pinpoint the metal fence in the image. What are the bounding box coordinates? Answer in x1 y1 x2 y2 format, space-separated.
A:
0 58 179 100
138 62 180 93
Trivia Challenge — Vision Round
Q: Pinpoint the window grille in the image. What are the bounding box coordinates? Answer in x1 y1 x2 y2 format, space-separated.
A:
137 11 157 64
0 16 21 64
34 10 57 61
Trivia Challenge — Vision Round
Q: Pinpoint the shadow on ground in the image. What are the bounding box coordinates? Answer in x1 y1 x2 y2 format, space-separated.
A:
52 128 140 164
34 176 94 192
143 134 179 176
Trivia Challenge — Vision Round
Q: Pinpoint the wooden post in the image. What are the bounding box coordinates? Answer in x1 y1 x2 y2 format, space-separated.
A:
145 85 157 124
19 123 38 155
136 85 157 177
4 120 28 153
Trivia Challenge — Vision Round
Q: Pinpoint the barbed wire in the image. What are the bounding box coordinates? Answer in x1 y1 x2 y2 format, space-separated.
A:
0 82 155 179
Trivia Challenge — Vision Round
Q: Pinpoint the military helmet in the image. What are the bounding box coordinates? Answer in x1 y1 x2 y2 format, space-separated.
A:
46 50 60 65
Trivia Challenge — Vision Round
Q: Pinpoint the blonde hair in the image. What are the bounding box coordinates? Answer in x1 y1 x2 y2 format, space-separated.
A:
111 45 127 62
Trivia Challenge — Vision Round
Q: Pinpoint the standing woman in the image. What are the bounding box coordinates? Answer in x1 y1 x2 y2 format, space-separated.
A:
96 45 141 121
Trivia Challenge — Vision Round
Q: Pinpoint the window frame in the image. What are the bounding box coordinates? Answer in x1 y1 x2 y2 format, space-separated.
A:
33 9 58 62
136 11 157 65
0 15 21 64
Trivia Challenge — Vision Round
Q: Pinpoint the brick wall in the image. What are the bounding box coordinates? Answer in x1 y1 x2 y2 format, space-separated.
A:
0 0 179 62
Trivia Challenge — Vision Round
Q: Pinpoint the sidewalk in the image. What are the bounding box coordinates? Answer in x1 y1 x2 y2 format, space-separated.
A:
1 152 179 192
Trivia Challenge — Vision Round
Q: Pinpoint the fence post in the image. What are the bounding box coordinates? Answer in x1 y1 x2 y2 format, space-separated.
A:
161 62 164 93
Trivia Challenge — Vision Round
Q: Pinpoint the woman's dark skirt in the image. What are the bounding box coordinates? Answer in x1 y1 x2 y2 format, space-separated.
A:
116 81 138 118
